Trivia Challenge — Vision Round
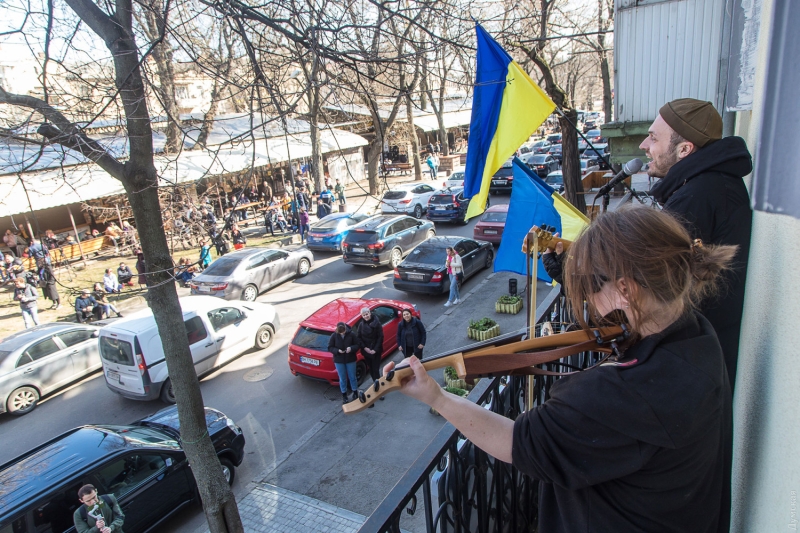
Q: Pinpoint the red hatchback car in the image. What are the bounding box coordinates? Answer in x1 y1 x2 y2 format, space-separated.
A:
287 297 420 385
472 204 509 245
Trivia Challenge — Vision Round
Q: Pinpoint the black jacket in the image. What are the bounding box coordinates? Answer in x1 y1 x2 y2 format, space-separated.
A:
513 312 731 533
356 315 384 356
396 317 426 349
650 136 752 386
541 251 565 287
231 230 246 245
328 327 360 364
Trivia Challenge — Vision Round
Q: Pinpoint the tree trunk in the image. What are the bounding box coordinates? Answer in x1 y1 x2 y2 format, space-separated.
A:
559 109 586 213
599 51 612 122
405 95 423 181
366 140 382 196
309 84 324 193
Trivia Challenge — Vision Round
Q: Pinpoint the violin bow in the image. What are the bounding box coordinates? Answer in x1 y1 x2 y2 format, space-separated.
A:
342 325 626 414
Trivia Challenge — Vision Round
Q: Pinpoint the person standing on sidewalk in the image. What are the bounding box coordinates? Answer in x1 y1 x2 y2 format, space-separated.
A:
425 153 437 180
13 276 39 328
396 309 426 358
334 179 346 206
328 322 361 404
355 307 384 396
298 208 310 242
444 247 463 307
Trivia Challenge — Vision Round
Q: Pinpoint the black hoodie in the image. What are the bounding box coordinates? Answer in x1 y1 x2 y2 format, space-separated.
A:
650 136 752 386
512 312 732 533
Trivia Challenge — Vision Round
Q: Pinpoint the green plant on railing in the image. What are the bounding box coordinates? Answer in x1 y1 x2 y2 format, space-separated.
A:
469 317 498 332
497 295 522 304
444 366 458 381
444 386 468 397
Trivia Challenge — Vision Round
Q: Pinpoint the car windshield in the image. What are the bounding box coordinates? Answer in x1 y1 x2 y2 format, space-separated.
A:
345 230 378 244
201 257 240 276
293 327 332 350
313 218 344 231
493 167 513 177
480 211 507 223
449 172 464 181
587 130 601 136
99 336 134 365
103 426 180 448
406 246 447 265
383 191 408 200
546 174 564 185
529 155 547 163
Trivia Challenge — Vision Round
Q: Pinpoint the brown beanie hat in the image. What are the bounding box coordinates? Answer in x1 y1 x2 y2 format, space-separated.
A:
659 98 722 148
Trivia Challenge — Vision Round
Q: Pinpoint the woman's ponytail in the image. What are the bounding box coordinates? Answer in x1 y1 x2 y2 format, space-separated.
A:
689 239 737 305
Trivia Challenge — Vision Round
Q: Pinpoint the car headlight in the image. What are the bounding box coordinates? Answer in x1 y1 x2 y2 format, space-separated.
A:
226 417 242 435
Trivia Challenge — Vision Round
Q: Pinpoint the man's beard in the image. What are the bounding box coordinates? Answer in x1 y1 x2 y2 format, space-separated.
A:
647 149 681 178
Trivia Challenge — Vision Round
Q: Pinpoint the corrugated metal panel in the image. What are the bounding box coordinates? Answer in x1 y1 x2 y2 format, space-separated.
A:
615 0 725 123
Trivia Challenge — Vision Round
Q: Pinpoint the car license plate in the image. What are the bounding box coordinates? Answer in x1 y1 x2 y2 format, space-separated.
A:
352 247 365 253
492 180 506 185
107 370 120 381
300 356 320 366
199 286 210 293
484 230 498 235
408 273 425 280
308 236 318 241
434 206 444 210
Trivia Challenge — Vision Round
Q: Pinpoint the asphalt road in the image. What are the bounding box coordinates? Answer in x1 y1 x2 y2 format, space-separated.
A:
0 197 510 531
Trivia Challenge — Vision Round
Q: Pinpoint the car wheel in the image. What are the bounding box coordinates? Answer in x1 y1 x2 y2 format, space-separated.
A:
484 250 495 269
7 386 39 416
459 215 469 226
160 378 177 404
356 361 367 385
241 284 258 302
413 204 423 218
220 457 236 486
486 198 490 208
426 229 435 240
389 248 403 269
255 324 274 349
297 258 311 276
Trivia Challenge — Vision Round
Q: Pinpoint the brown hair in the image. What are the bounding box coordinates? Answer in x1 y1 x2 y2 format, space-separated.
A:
564 206 736 335
77 484 96 499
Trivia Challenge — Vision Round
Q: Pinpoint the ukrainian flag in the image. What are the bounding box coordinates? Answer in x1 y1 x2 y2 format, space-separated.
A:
494 158 589 280
464 25 556 220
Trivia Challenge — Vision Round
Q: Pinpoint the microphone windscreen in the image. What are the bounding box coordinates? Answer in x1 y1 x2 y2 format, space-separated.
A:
623 158 644 175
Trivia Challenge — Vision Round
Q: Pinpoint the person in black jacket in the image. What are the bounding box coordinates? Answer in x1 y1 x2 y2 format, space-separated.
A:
328 322 361 404
355 307 384 388
230 224 246 250
386 207 735 533
640 98 752 389
396 309 425 358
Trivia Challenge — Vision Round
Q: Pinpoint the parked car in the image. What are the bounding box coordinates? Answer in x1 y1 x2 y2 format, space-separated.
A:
489 159 514 194
530 140 552 154
585 129 605 144
523 154 559 177
583 144 610 170
99 296 280 403
544 170 566 193
287 297 419 385
427 187 487 225
342 215 435 268
306 212 373 252
393 236 495 295
443 168 465 189
548 143 563 164
0 323 102 416
472 204 509 244
0 405 244 533
190 246 313 301
380 183 437 218
582 120 597 133
546 133 562 144
581 158 601 176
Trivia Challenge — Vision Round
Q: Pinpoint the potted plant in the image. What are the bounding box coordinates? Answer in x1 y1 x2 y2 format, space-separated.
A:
444 366 471 390
496 294 523 314
467 317 500 341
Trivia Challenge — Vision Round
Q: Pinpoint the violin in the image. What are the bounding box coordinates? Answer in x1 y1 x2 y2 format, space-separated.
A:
521 225 573 255
342 325 627 414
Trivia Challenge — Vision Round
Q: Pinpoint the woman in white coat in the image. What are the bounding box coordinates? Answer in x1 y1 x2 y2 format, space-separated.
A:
444 247 463 307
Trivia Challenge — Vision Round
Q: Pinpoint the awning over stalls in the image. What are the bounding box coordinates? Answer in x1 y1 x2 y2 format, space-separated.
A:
412 109 473 132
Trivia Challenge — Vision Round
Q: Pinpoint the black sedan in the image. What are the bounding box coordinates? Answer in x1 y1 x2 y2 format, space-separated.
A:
393 236 494 295
524 154 559 177
489 160 514 194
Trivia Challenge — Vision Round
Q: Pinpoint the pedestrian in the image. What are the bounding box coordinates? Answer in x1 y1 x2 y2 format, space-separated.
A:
93 283 122 318
13 275 39 328
640 98 752 388
74 288 99 323
384 207 735 533
199 239 212 269
40 263 61 309
444 247 463 307
3 229 18 256
396 309 426 358
355 307 384 398
73 484 124 533
135 251 147 286
315 195 329 220
103 268 122 294
298 208 310 242
231 224 246 250
425 153 436 180
28 239 50 266
334 179 346 206
117 262 134 287
328 322 361 404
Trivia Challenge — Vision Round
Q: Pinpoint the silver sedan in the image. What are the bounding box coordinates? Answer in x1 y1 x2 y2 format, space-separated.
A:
0 323 102 415
190 246 314 301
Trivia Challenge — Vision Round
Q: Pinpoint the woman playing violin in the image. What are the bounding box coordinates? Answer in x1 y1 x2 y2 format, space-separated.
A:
386 207 735 533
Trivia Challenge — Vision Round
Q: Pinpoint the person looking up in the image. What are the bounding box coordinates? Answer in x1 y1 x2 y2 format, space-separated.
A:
328 322 361 404
396 309 426 358
444 247 463 307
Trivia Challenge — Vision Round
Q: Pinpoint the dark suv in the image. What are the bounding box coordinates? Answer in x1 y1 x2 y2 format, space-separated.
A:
489 161 514 194
0 406 245 533
427 187 486 225
342 215 436 268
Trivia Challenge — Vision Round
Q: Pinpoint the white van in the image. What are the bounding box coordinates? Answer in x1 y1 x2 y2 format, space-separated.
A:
98 296 280 403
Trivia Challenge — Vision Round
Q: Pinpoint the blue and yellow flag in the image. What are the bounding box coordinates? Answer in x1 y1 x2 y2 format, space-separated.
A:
494 158 589 280
464 25 556 219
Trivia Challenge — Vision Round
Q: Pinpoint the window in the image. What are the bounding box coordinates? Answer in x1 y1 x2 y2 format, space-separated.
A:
92 454 167 498
372 306 397 325
246 253 269 270
29 486 78 533
185 316 209 345
292 326 331 350
207 307 244 331
0 516 28 533
461 240 479 254
57 329 95 347
454 243 468 256
99 336 134 366
24 338 60 361
272 250 289 261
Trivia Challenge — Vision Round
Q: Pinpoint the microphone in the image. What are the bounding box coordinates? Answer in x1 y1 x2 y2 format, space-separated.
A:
594 158 644 198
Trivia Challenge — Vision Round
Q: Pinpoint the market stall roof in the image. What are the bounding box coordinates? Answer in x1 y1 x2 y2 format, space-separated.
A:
0 126 366 217
412 109 474 132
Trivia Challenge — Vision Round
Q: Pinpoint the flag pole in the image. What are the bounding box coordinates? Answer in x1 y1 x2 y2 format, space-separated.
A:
525 231 538 410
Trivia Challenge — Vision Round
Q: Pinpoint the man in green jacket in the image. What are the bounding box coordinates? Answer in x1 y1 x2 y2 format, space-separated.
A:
73 484 125 533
